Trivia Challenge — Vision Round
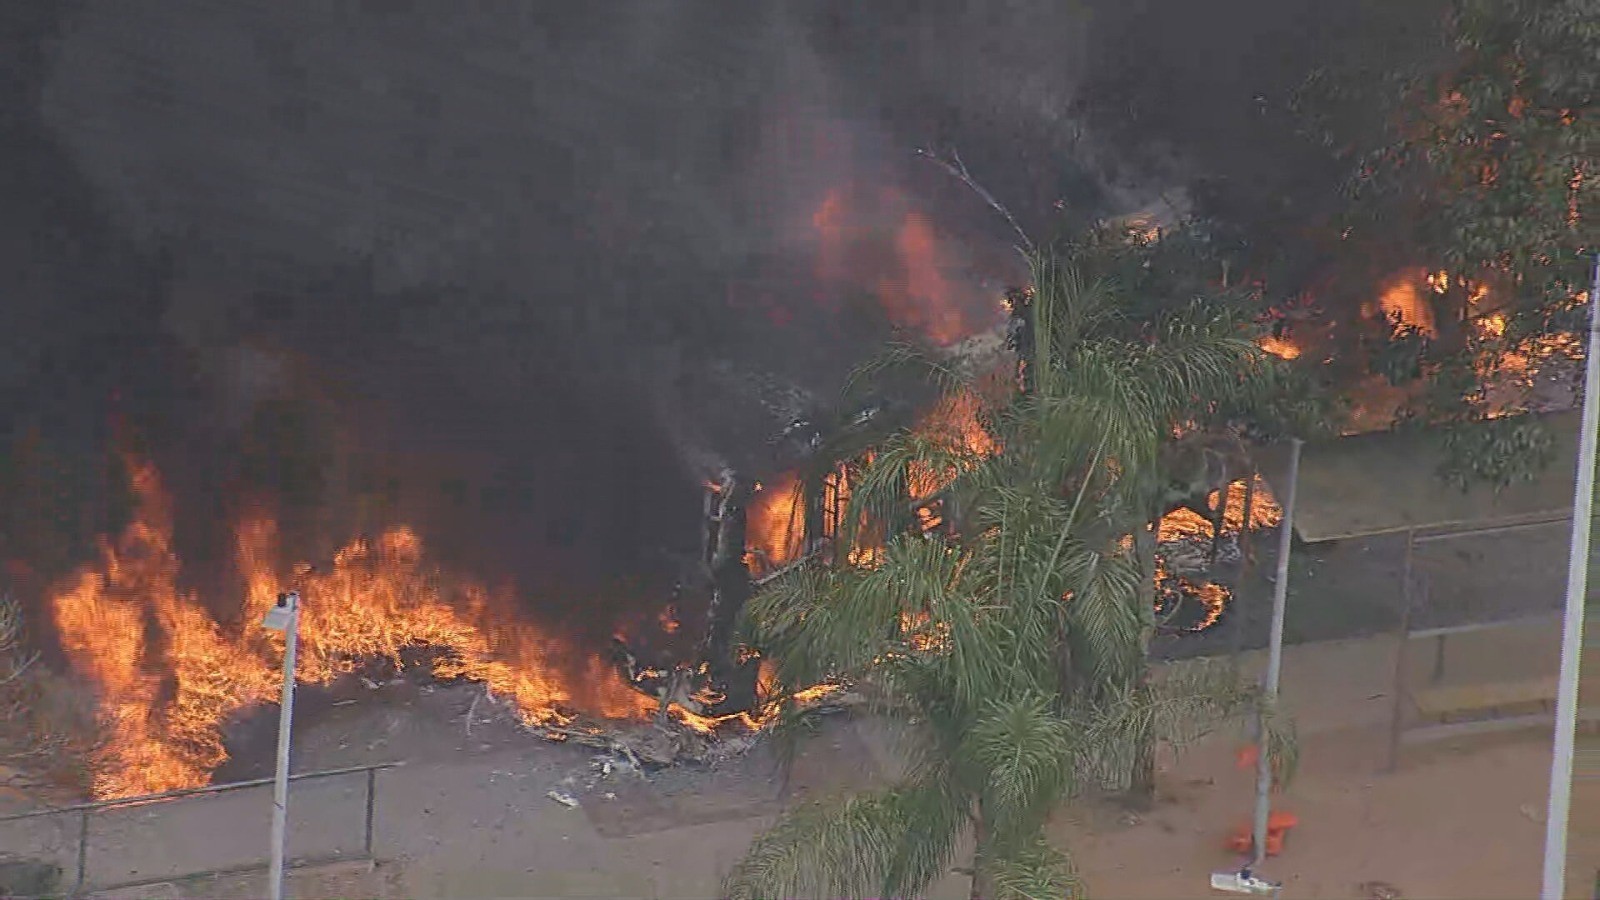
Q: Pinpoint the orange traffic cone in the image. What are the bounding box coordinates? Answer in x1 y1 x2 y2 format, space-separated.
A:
1226 811 1299 857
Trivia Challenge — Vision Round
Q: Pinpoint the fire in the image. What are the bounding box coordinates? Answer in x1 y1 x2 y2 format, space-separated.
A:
908 390 999 502
878 210 966 345
744 472 805 575
1145 477 1283 632
1257 335 1301 360
51 461 279 797
808 186 993 347
1154 556 1230 632
921 390 998 459
52 458 666 799
1156 476 1283 544
1367 270 1437 337
1477 311 1508 339
666 674 845 737
744 390 997 575
1191 581 1229 630
812 188 847 287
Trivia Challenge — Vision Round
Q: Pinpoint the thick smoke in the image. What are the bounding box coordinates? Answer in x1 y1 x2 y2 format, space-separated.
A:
1 0 1426 638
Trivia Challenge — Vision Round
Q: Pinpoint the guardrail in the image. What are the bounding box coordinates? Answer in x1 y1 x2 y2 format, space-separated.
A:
0 762 399 897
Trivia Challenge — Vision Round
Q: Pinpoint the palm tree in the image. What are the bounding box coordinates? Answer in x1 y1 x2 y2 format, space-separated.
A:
725 244 1299 899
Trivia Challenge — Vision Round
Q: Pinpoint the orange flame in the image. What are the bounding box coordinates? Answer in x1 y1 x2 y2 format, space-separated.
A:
878 210 967 345
812 188 847 286
658 605 680 634
1156 477 1283 544
52 459 670 799
1367 270 1437 337
744 472 805 575
808 187 987 347
1257 335 1301 360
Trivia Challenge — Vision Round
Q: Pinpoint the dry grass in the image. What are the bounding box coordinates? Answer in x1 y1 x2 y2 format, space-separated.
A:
0 594 101 793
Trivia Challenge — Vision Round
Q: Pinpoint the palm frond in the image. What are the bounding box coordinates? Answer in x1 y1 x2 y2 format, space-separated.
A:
841 341 974 408
1259 692 1302 788
1075 657 1270 791
959 692 1078 844
1060 549 1146 692
732 230 1305 898
986 836 1083 900
722 777 969 900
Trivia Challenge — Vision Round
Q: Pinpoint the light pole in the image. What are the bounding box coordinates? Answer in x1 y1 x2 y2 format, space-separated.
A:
262 591 300 900
1541 253 1600 900
1253 437 1302 864
1212 436 1302 897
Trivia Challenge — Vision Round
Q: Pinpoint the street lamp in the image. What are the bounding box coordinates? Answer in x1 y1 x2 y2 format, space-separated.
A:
1212 435 1303 897
1540 253 1600 899
262 591 300 900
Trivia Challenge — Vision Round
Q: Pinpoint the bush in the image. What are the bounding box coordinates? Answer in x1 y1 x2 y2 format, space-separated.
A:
0 595 101 794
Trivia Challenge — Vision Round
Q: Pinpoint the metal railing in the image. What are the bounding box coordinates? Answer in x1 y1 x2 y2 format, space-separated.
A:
0 762 398 897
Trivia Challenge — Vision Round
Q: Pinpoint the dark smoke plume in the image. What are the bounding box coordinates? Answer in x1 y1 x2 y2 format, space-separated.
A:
1 0 1430 640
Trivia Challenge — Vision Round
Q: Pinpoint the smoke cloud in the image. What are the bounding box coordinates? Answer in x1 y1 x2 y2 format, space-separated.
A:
0 0 1432 633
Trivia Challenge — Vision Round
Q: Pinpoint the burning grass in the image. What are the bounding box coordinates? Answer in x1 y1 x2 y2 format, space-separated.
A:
0 595 102 793
48 458 808 799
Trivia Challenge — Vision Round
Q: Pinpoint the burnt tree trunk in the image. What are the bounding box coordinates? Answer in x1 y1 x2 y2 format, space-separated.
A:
702 471 760 712
1127 705 1157 808
802 468 827 558
1006 286 1035 396
968 805 996 900
1207 470 1230 566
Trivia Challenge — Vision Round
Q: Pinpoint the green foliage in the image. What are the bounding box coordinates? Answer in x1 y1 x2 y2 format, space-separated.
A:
1436 414 1557 492
1371 321 1432 387
1280 0 1594 455
1341 0 1596 415
728 241 1298 900
1419 0 1595 272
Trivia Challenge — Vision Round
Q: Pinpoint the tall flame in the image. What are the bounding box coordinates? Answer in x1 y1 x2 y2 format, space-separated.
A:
808 186 989 346
744 472 805 575
878 210 967 345
51 458 657 799
1367 270 1438 337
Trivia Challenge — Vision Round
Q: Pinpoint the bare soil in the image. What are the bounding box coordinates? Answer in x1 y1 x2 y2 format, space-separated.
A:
0 628 1573 900
2 518 1586 898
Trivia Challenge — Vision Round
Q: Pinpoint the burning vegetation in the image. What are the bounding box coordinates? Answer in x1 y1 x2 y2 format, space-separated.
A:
46 372 1284 799
51 457 802 798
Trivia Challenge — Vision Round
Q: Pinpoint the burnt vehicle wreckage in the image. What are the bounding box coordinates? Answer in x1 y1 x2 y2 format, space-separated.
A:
607 397 916 724
605 295 1257 725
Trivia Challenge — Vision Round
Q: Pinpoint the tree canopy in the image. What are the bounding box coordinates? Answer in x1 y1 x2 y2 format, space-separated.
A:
726 246 1298 899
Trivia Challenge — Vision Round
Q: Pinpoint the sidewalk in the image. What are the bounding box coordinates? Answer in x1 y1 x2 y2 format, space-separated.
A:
66 625 1570 899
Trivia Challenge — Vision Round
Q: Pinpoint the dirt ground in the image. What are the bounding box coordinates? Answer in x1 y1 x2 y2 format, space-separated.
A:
4 628 1586 900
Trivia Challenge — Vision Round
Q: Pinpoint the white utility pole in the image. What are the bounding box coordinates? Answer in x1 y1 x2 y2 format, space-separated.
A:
1253 437 1303 868
1212 437 1302 897
263 591 301 900
1542 253 1600 900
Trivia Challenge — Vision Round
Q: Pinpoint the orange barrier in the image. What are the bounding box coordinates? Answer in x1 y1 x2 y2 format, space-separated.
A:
1226 811 1299 857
